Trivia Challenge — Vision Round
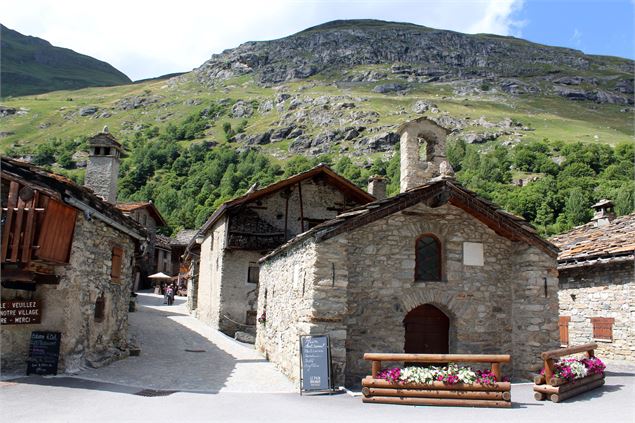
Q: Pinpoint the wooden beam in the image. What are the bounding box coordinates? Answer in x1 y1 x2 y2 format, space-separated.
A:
362 377 511 392
362 387 511 401
298 182 305 232
363 353 511 363
362 396 512 408
21 191 39 263
541 343 598 360
1 181 19 261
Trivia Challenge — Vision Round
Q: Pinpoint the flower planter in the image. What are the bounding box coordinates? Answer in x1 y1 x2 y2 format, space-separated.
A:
533 343 606 403
362 353 512 408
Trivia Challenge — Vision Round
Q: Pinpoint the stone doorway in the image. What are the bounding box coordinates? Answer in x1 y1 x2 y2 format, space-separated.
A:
403 304 449 354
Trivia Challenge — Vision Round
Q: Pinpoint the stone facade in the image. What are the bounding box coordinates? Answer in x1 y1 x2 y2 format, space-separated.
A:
256 201 559 388
1 214 136 373
558 261 634 361
195 169 373 336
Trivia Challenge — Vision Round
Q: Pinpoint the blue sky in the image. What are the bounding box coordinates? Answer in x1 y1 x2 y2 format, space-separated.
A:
518 1 634 59
3 0 633 80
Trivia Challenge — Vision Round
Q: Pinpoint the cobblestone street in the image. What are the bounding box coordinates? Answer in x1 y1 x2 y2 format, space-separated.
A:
74 291 294 393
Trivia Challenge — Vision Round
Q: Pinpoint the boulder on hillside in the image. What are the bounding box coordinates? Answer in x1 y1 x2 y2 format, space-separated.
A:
372 83 407 94
79 106 98 116
232 100 254 118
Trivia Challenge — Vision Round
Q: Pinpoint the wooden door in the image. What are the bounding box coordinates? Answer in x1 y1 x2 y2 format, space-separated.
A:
403 304 449 354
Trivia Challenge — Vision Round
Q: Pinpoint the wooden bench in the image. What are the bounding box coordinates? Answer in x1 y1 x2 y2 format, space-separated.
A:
533 343 605 403
362 353 512 408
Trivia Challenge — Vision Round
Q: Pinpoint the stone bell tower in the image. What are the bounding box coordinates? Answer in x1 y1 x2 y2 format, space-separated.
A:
84 127 122 203
396 117 454 192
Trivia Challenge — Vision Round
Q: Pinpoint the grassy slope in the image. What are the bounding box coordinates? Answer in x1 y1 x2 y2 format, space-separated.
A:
0 66 632 156
1 25 131 98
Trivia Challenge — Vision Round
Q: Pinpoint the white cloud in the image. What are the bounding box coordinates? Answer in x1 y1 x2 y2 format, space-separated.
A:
570 28 583 47
2 0 526 80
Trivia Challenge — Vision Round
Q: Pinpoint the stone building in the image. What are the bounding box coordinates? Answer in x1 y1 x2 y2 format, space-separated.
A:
1 157 146 373
256 117 560 387
190 165 375 336
551 202 635 361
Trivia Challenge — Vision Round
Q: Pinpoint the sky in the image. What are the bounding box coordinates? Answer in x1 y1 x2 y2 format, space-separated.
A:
2 0 634 81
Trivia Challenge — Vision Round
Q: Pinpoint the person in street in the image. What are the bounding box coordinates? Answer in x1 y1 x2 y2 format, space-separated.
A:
165 284 173 305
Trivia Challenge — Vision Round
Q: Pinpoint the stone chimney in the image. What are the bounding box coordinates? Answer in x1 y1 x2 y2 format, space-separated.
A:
591 199 616 227
84 131 122 203
368 175 387 200
396 117 453 192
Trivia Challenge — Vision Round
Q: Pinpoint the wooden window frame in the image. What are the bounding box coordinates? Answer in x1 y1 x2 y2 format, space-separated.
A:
558 316 571 347
111 246 124 282
591 317 614 342
247 262 259 284
414 233 443 282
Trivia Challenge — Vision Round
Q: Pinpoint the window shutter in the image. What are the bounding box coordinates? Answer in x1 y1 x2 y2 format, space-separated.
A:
558 316 570 346
591 317 614 341
111 246 124 280
35 199 78 263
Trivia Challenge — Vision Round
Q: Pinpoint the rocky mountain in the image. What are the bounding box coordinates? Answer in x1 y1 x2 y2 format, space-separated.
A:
1 24 131 97
196 20 633 105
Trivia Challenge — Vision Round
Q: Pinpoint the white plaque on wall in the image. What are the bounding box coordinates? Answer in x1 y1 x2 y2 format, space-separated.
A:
463 242 484 266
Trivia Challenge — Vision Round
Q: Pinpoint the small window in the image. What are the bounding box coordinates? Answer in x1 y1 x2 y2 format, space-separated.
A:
246 310 257 325
591 317 614 341
247 263 259 284
415 234 442 281
94 294 106 322
111 246 123 281
559 316 570 346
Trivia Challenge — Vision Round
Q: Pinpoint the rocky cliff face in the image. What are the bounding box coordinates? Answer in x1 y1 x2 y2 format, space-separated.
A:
195 19 633 106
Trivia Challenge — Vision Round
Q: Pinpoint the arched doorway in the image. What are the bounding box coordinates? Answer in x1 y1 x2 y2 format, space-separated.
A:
403 304 449 354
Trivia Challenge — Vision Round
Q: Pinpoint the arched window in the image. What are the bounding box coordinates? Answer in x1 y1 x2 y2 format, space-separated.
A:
415 234 442 281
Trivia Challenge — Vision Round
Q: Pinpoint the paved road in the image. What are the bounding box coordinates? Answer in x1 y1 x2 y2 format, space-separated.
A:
1 291 633 422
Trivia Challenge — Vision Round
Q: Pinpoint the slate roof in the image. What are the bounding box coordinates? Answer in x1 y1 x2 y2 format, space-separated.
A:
116 201 167 226
171 229 198 246
550 213 635 269
156 234 173 249
261 178 558 262
88 132 122 148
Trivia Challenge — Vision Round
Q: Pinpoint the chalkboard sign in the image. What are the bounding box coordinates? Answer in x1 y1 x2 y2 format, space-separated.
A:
299 335 332 393
26 331 61 375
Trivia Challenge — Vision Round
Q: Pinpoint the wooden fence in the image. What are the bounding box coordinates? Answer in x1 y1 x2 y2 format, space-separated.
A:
362 353 512 408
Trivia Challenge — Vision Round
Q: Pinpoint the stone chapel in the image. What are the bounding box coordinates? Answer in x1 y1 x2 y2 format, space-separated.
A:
255 117 561 387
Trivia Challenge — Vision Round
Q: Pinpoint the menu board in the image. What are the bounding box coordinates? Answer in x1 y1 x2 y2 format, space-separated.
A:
26 331 61 375
299 335 332 393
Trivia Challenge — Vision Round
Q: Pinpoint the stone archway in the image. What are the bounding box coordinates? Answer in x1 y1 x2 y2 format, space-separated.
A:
403 304 449 354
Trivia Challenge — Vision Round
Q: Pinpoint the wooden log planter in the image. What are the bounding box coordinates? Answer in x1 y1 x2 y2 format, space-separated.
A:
533 343 605 403
362 353 512 408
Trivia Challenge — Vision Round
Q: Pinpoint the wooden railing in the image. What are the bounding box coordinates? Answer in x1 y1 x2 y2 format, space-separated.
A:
362 353 512 408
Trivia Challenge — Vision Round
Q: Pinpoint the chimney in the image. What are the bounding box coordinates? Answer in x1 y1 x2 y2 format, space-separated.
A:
368 175 387 200
396 117 453 192
591 199 616 227
84 131 122 203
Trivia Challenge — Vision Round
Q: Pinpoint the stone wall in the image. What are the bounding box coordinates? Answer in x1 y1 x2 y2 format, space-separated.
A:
511 245 560 377
85 155 119 204
256 239 318 383
1 213 135 373
558 261 634 361
196 218 227 328
218 249 262 334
